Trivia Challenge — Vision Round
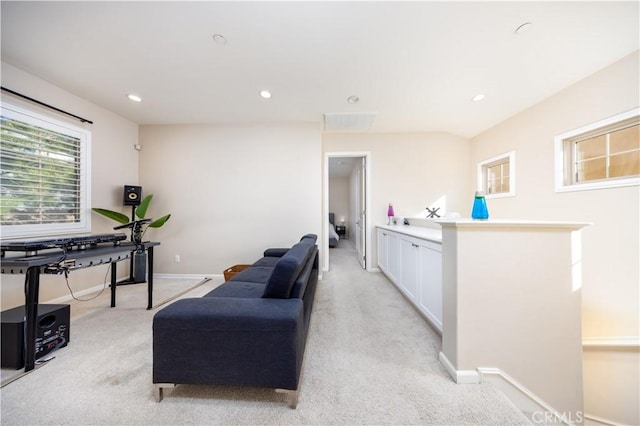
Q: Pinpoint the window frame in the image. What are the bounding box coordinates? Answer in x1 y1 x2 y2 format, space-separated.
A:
555 108 639 193
477 150 516 199
1 101 92 239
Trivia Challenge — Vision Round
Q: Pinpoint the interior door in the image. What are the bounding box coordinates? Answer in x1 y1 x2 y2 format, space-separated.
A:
354 157 366 269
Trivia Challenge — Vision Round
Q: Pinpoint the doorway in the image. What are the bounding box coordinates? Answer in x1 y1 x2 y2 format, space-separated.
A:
323 152 371 272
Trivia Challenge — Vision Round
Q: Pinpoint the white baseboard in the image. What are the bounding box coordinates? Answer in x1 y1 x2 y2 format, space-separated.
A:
438 352 481 384
478 367 579 426
46 281 117 305
154 273 222 281
437 354 582 425
582 336 640 348
583 413 620 426
43 274 220 305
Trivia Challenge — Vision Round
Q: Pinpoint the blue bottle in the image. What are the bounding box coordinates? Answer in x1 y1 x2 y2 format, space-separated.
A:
471 191 489 220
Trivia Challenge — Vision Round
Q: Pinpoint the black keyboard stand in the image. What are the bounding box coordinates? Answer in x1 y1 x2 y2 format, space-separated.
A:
1 241 159 372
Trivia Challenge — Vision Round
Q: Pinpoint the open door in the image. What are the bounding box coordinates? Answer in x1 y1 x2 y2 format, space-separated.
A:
354 157 366 269
324 151 370 273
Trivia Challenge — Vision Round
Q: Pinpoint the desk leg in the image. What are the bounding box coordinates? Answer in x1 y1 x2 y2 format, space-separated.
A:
110 261 117 308
147 247 154 310
24 267 40 372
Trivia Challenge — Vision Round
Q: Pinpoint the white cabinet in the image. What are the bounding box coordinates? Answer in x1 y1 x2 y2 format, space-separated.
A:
377 228 400 284
377 229 388 273
377 226 442 333
386 232 400 284
399 237 419 299
417 239 442 332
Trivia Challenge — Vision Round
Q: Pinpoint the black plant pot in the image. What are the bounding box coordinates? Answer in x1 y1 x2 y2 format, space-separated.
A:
132 249 147 283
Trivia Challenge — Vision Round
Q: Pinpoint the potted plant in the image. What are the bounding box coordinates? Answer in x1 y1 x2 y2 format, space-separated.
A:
93 194 170 282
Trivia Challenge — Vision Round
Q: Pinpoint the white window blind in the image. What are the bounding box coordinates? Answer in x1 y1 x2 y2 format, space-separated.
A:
1 102 91 238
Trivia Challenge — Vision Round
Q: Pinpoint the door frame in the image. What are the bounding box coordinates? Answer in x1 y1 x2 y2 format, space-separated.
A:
323 151 372 272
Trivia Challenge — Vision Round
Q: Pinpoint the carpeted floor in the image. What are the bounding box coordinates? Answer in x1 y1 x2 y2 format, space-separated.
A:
0 240 530 425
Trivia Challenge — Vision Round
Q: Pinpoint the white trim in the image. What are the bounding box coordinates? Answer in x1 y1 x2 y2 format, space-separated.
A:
476 150 516 198
438 352 481 384
555 107 640 193
583 413 620 426
582 336 640 348
0 101 92 239
45 281 117 305
153 273 221 281
43 274 218 305
478 367 576 426
323 151 372 273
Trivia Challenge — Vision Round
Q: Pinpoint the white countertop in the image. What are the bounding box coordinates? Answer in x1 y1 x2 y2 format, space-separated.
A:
378 218 591 243
436 218 592 230
377 224 442 243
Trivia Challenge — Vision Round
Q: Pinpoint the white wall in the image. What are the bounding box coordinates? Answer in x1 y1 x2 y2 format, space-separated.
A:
138 123 322 276
323 132 471 268
470 51 640 426
1 62 139 310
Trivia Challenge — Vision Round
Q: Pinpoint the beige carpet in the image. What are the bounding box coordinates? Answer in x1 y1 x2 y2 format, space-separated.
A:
0 241 529 425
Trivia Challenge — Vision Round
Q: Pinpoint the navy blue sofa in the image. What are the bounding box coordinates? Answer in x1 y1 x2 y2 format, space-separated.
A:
152 234 318 408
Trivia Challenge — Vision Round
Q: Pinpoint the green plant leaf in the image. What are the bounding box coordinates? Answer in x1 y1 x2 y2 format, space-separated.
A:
148 214 171 228
135 194 153 219
92 208 130 224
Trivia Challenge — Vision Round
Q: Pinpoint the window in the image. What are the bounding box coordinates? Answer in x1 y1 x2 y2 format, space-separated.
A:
555 108 639 192
477 151 516 198
1 102 91 238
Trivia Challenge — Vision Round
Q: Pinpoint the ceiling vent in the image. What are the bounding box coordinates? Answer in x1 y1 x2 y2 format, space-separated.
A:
324 113 376 132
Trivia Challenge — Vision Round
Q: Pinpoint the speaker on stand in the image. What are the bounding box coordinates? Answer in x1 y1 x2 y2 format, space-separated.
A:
123 185 142 207
119 185 146 285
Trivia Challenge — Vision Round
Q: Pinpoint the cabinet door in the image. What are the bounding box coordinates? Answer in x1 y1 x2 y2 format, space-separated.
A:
399 236 419 300
377 229 387 273
418 242 443 332
386 232 400 284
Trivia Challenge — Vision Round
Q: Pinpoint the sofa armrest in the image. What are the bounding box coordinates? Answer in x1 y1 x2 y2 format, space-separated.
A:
264 248 289 257
153 297 305 389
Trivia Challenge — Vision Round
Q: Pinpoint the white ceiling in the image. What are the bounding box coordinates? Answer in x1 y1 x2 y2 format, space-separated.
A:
1 1 638 138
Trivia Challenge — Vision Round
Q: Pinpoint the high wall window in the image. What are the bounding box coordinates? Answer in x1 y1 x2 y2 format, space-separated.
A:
555 108 639 192
477 151 516 198
1 102 91 238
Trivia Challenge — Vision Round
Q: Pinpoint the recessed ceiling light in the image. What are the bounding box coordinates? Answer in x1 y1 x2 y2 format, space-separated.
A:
515 22 533 35
347 95 359 104
472 94 486 102
260 90 272 99
127 94 142 102
212 34 227 45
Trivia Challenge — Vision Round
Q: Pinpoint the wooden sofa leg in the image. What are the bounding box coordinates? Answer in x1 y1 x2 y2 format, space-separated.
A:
154 383 176 402
276 388 298 409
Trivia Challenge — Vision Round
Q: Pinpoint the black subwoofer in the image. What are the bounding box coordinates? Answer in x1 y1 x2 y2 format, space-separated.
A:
1 304 70 369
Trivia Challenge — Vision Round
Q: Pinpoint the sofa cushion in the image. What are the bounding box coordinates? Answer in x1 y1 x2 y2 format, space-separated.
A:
206 282 267 298
228 266 273 284
252 256 280 268
262 242 312 299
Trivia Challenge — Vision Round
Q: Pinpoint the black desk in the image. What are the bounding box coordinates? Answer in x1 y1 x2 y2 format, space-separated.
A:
1 241 159 372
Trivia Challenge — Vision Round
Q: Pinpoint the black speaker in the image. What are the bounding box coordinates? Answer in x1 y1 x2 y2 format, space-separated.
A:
1 304 70 369
123 185 142 206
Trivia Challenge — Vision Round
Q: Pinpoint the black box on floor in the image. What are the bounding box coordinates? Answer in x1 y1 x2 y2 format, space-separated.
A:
1 304 70 369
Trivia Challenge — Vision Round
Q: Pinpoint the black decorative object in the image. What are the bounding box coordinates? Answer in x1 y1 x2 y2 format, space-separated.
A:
426 207 441 218
123 185 142 206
